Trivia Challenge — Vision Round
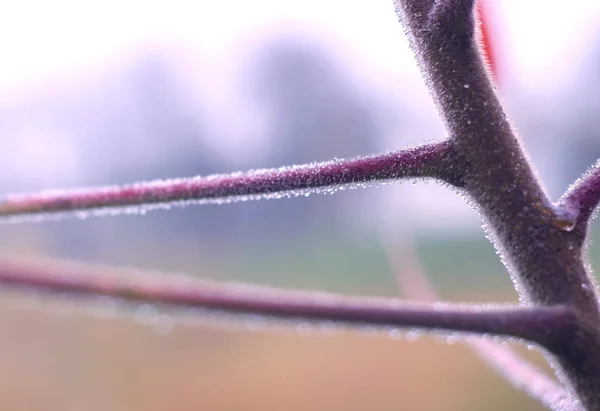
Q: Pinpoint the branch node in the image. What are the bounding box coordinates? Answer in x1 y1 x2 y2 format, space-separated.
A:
541 203 578 232
558 159 600 229
0 141 458 223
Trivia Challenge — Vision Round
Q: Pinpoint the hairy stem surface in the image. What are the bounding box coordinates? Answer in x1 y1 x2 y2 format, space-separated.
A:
0 258 572 345
0 141 461 222
394 0 600 408
384 236 579 411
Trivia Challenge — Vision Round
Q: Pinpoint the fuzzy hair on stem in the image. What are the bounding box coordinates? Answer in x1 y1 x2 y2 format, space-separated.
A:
1 0 600 410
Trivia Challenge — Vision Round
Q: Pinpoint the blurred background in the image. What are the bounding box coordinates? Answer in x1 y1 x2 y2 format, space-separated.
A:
1 0 600 409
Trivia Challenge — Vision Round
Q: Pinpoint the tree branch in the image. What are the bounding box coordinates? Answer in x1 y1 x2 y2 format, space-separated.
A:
0 1 596 408
0 257 572 346
383 236 580 411
558 159 600 231
0 140 462 222
393 2 600 407
394 0 569 304
395 0 598 308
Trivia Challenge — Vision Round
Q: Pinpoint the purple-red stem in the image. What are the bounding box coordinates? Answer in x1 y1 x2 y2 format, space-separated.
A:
394 0 600 408
0 0 599 409
0 259 570 345
384 236 577 410
0 141 459 220
559 160 600 228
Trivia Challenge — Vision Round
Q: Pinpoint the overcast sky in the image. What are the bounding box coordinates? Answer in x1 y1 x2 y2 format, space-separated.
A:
1 0 599 229
1 0 600 99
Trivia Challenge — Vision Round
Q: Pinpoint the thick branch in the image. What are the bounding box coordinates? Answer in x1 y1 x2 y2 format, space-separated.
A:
395 0 600 314
393 2 600 407
558 159 600 230
384 237 579 411
0 140 462 222
0 258 571 346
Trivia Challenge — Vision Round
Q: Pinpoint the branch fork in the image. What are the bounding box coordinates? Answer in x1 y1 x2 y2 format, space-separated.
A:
1 1 600 410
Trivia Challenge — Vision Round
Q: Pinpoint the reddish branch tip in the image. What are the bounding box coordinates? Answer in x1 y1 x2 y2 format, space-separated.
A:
477 0 499 84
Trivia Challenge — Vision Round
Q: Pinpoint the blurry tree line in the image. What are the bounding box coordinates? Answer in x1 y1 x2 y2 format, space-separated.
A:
1 28 600 264
0 32 389 262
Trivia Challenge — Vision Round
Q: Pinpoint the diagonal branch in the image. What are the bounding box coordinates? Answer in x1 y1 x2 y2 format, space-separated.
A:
393 2 600 407
558 159 600 231
0 140 463 222
383 236 580 411
395 0 554 239
0 257 572 346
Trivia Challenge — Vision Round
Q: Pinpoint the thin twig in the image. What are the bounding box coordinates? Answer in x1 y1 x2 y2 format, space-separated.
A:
0 257 571 345
558 159 600 229
0 141 461 222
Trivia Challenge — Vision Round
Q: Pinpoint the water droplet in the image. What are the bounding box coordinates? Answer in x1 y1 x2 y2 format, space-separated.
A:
318 321 338 335
463 84 470 89
406 330 421 342
361 325 378 337
446 335 458 345
152 314 174 336
91 296 119 320
551 204 577 232
296 322 313 337
135 303 158 326
389 329 402 340
245 315 268 332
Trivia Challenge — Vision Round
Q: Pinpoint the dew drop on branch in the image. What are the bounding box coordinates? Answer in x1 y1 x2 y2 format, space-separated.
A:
296 322 313 337
135 303 158 326
388 328 402 340
152 314 175 336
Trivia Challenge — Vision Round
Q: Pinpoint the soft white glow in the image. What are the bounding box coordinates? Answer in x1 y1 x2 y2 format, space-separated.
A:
1 0 598 97
1 0 599 227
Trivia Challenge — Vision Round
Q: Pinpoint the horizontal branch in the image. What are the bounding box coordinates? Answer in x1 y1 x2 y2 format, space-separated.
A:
0 140 462 222
384 237 579 411
558 159 600 230
0 258 572 346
